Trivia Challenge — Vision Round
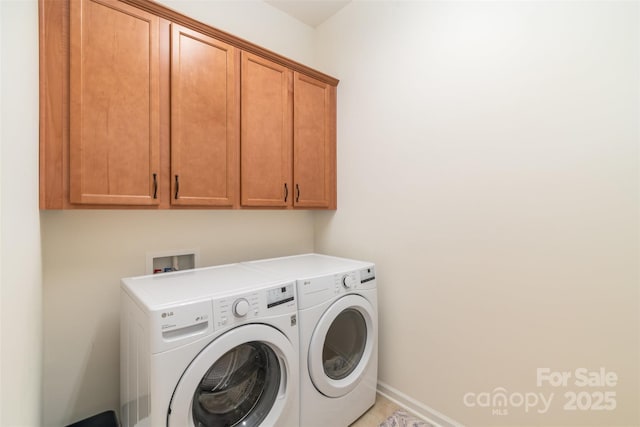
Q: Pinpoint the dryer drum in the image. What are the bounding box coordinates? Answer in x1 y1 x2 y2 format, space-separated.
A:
322 308 367 380
192 342 281 427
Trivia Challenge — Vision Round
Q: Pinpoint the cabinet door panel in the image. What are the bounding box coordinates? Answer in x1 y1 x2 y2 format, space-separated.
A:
69 0 160 205
293 73 336 209
241 53 292 207
171 24 239 207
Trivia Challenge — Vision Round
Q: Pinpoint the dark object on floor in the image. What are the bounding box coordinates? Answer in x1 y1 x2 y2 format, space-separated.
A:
65 410 119 427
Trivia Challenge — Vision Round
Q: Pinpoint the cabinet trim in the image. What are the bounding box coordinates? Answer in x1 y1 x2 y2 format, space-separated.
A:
39 0 69 209
118 0 339 86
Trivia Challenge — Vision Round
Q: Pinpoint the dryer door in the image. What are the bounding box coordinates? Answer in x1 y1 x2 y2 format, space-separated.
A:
168 324 295 427
308 294 376 398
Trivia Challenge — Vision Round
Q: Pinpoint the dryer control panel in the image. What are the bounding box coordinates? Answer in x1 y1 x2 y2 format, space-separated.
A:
297 265 376 310
333 267 376 294
360 266 376 283
212 282 296 331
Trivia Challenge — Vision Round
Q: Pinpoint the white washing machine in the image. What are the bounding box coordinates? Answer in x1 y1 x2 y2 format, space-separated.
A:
120 263 299 427
244 254 378 427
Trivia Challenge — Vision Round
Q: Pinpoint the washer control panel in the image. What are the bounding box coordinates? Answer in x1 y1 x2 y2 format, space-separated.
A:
212 282 295 330
267 284 295 308
232 298 250 317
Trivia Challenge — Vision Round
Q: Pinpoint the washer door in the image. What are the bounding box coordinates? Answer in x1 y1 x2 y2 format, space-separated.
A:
308 294 376 398
169 324 295 427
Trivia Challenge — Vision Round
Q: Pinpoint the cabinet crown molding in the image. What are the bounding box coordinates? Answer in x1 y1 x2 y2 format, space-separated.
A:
120 0 339 86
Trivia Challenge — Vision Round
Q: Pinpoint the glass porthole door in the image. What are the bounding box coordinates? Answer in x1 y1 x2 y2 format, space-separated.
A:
192 342 280 426
308 294 375 398
322 309 367 380
169 324 295 427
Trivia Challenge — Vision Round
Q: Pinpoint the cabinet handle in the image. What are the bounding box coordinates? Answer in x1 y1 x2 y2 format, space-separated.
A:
284 183 288 202
152 173 158 199
174 175 179 199
296 184 300 203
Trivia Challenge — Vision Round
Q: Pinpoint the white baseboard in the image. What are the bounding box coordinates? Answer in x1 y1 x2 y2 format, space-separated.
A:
376 381 465 427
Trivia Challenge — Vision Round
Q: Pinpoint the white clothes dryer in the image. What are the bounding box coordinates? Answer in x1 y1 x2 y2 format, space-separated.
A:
120 263 299 427
244 254 378 427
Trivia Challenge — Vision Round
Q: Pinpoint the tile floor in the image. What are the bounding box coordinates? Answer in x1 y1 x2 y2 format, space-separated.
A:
349 393 402 427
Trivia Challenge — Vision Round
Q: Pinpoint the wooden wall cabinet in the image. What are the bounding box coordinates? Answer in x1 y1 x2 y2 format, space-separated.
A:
240 56 337 209
240 52 293 207
171 24 239 207
72 0 162 206
293 72 336 209
40 0 337 210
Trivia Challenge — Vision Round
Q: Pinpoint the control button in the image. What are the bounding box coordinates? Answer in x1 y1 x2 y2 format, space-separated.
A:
233 298 250 317
342 274 355 288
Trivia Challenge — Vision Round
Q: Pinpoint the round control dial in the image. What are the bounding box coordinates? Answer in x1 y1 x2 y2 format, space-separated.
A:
342 274 355 289
233 298 250 317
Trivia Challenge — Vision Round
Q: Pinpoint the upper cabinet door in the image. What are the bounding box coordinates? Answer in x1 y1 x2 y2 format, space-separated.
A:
69 0 161 205
240 52 293 207
170 24 239 207
293 73 337 209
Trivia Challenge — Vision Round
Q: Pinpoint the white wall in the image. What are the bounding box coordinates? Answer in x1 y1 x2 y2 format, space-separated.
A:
1 0 4 420
0 1 3 422
41 2 317 426
0 0 43 426
315 1 639 425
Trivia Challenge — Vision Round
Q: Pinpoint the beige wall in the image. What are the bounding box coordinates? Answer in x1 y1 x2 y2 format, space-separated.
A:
314 1 639 426
0 0 42 426
42 211 314 425
40 2 318 426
